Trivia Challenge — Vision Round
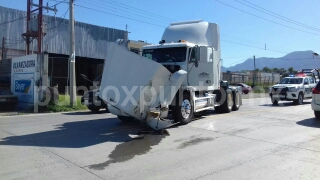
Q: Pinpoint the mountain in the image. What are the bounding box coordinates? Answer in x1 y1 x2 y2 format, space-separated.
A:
223 50 319 72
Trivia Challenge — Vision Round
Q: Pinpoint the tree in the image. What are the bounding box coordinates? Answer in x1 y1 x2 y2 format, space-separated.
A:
288 67 294 74
272 68 279 73
262 66 271 72
279 68 286 75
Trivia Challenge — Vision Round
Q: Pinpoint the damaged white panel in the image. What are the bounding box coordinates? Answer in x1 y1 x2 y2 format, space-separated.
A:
100 42 186 123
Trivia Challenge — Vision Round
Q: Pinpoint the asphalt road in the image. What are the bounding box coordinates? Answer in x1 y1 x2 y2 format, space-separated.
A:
1 97 320 180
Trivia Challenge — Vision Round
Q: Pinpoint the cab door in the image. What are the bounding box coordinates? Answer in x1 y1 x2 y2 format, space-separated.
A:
308 77 316 96
187 46 214 88
304 78 312 97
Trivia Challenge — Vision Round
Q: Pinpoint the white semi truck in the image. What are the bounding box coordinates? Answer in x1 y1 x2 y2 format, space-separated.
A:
99 20 242 130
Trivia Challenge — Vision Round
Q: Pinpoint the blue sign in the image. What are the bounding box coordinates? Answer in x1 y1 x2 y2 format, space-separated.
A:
15 80 32 93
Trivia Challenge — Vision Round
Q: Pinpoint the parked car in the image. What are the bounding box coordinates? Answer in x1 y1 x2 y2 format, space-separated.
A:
0 87 18 111
311 81 320 119
237 83 252 94
80 74 109 113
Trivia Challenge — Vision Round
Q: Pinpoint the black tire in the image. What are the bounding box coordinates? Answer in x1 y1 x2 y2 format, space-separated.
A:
232 91 240 111
88 106 100 113
215 106 222 113
172 92 194 125
220 90 233 113
314 111 320 120
117 115 135 122
294 93 303 105
271 98 278 105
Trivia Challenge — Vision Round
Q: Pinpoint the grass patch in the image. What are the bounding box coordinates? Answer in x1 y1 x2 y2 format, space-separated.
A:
46 94 87 113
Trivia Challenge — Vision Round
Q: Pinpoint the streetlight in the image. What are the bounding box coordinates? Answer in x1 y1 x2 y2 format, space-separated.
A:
313 52 319 59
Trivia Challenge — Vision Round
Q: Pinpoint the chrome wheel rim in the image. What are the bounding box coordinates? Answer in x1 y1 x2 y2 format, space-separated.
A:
228 94 233 109
181 99 191 119
235 94 240 107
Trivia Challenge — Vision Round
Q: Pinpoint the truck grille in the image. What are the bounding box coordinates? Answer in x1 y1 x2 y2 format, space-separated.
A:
272 87 288 94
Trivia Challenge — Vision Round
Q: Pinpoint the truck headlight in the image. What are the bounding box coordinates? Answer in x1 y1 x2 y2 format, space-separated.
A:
288 87 296 92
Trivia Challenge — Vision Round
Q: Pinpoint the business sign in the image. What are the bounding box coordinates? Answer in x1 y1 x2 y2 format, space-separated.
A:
12 60 36 73
15 80 32 93
11 54 38 109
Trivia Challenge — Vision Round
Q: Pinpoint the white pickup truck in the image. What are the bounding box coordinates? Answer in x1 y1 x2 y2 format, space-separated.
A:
270 73 317 105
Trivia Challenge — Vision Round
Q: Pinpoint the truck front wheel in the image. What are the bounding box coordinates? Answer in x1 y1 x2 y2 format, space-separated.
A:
173 92 194 125
88 105 100 113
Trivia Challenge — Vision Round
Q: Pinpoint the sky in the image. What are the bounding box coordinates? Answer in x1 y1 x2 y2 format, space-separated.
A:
1 0 319 68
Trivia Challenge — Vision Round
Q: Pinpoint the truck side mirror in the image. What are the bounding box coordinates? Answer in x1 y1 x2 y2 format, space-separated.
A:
189 46 199 63
195 46 200 62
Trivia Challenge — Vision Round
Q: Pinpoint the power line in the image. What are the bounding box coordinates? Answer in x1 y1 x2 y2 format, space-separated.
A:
49 0 67 7
74 4 166 28
235 0 320 32
76 0 169 24
74 2 294 54
4 40 24 48
46 8 69 30
221 39 289 54
213 0 320 35
224 57 317 67
221 33 295 52
224 57 251 67
101 0 176 21
0 16 27 26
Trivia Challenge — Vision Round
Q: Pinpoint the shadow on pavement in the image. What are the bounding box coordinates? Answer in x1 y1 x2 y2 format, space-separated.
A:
0 116 170 168
0 117 147 148
62 110 110 115
260 101 311 107
296 118 320 128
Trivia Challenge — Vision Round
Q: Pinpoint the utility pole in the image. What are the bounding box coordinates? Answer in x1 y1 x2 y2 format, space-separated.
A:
1 37 5 60
253 55 256 87
22 0 57 54
69 0 77 106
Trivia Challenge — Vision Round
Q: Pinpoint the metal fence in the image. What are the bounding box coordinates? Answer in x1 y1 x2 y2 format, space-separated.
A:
223 73 280 85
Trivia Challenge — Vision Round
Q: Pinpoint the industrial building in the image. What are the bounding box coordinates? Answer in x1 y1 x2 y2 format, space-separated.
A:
0 6 148 93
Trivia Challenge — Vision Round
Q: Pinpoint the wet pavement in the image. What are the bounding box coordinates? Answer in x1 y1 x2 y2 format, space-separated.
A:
1 97 320 179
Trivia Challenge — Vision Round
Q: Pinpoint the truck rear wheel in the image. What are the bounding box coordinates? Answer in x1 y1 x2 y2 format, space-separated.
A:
173 92 194 125
232 91 240 111
215 106 222 113
220 90 233 113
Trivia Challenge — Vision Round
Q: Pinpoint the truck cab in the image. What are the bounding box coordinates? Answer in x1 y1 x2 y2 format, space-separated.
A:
99 20 242 130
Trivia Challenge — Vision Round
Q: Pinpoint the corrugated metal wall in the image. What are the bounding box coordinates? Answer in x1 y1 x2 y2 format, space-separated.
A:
0 6 126 59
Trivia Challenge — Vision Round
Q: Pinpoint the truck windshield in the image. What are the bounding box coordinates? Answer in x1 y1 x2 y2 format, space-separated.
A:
279 78 303 84
142 47 187 63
